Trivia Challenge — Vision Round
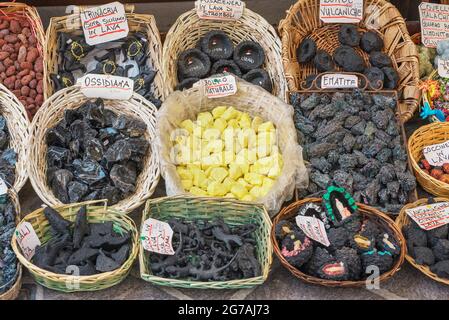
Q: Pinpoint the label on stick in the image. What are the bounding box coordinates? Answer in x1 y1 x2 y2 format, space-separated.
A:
419 2 449 48
81 2 129 46
79 74 134 100
406 202 449 230
423 140 449 166
203 74 237 98
195 0 244 21
141 218 175 255
321 73 358 89
320 0 363 24
16 222 41 260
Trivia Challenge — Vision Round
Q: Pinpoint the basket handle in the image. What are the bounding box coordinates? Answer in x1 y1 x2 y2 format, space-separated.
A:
68 4 135 14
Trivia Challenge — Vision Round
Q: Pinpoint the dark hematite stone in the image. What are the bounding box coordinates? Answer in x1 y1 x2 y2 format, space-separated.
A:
45 99 149 205
0 195 18 294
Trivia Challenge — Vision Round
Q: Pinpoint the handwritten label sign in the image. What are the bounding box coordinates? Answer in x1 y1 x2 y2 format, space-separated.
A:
141 218 175 255
406 202 449 230
15 222 41 260
296 215 330 247
203 74 237 98
81 2 129 46
419 2 449 48
438 59 449 78
321 73 358 89
195 0 244 21
423 140 449 166
0 178 7 196
320 0 363 24
78 74 134 100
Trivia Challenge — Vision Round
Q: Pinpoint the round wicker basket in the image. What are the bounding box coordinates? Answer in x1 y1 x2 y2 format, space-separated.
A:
11 200 139 292
279 0 419 123
0 83 29 193
45 5 165 102
139 195 273 289
272 198 406 287
408 122 449 197
395 197 449 286
0 190 22 300
162 8 287 101
27 85 160 214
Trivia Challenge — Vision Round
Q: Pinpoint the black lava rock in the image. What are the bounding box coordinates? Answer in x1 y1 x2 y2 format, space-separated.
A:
413 246 435 266
233 41 265 71
430 260 449 278
360 31 384 53
432 239 449 261
334 46 365 72
382 67 399 89
369 51 392 68
338 24 361 47
200 30 234 61
314 50 335 72
364 67 385 89
211 59 242 77
242 69 272 92
175 77 200 91
177 48 211 79
297 38 317 63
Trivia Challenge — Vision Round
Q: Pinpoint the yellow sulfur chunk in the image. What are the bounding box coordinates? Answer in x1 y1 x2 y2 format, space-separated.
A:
201 153 222 169
222 177 235 193
180 119 194 134
204 165 220 177
224 193 235 198
193 123 203 138
222 127 235 150
209 167 228 183
221 106 238 121
199 178 210 190
190 186 208 196
193 169 207 187
231 183 248 199
205 140 224 154
229 163 243 180
203 128 221 141
244 172 264 186
268 165 282 179
258 121 275 132
250 186 262 199
252 156 275 175
181 179 193 190
213 118 227 132
227 119 239 129
222 150 235 165
177 167 192 180
237 178 251 189
239 113 251 128
263 177 275 189
212 106 227 119
252 116 264 132
197 112 214 127
237 128 256 148
187 164 201 172
241 194 254 202
207 181 227 196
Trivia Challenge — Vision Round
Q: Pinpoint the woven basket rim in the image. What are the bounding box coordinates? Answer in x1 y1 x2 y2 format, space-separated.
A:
271 197 406 287
139 195 273 289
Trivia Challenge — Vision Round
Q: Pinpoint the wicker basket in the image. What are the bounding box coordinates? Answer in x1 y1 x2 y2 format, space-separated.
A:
157 78 308 216
139 195 273 289
395 197 449 285
0 190 22 300
408 121 449 197
279 0 419 123
272 198 406 287
11 200 138 292
0 83 29 193
45 5 165 101
162 7 287 101
27 85 160 213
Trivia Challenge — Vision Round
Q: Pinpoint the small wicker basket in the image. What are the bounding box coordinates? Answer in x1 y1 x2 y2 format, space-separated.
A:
395 197 449 286
139 195 273 289
279 0 420 123
0 190 22 300
272 198 406 287
27 85 160 214
408 122 449 197
0 83 29 193
162 7 287 101
11 200 138 292
45 5 165 101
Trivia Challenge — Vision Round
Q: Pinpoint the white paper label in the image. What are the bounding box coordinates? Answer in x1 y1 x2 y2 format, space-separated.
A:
321 73 358 89
419 2 449 48
203 74 237 98
423 140 449 166
406 202 449 230
0 178 7 196
296 215 330 247
15 222 41 260
319 0 363 24
78 74 134 100
195 0 244 21
438 59 449 78
81 2 129 46
141 218 175 255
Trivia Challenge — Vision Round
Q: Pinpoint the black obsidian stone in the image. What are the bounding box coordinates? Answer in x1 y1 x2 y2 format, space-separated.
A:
233 41 265 71
338 24 361 47
175 78 200 91
177 48 211 79
361 31 384 53
211 59 242 77
200 30 234 61
243 69 272 92
314 50 335 72
297 38 317 64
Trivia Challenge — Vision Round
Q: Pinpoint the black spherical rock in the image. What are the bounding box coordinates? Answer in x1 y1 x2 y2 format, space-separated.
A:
314 50 335 72
338 24 361 47
211 59 242 77
334 46 365 73
361 31 384 53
